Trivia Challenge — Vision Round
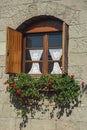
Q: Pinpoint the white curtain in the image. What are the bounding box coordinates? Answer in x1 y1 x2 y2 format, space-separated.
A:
28 50 43 74
49 49 62 74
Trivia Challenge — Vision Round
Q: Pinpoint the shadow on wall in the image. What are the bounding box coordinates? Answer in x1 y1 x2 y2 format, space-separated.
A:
11 93 81 130
14 84 87 130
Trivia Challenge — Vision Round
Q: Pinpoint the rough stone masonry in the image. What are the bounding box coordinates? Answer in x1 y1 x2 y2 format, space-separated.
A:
0 0 87 130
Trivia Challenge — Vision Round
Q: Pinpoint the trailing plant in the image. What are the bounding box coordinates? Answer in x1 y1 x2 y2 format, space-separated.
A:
5 73 83 125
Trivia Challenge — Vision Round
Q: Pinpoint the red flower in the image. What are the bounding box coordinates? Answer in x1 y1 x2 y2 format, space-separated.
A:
13 83 17 88
70 74 75 78
48 81 52 86
81 81 85 87
16 90 21 95
18 94 22 98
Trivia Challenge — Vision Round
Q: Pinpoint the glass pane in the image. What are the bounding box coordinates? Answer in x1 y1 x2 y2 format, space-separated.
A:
26 34 43 48
25 62 42 74
48 50 52 60
48 61 62 74
48 62 53 74
26 50 31 60
48 32 62 47
25 62 32 73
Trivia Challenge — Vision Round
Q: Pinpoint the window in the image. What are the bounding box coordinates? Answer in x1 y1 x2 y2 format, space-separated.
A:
6 18 68 75
23 32 62 75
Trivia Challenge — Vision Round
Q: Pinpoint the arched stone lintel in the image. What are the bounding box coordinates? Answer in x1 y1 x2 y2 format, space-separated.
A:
10 2 79 30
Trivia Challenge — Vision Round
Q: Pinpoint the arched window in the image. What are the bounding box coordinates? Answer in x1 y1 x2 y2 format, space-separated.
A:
6 16 68 75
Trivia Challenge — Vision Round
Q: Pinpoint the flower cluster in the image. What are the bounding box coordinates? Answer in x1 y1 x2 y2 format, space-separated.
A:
70 74 85 88
5 73 82 118
70 74 75 78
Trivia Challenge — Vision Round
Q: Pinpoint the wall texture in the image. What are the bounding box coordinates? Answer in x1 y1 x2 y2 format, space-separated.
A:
0 0 87 130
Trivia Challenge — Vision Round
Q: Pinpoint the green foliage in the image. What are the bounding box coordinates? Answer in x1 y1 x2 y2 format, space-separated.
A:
5 73 81 118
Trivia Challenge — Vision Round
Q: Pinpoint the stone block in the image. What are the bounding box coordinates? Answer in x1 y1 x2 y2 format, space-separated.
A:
0 31 6 42
69 0 87 10
0 69 7 80
68 53 87 66
63 8 79 25
0 0 33 6
2 103 18 118
70 107 87 122
56 120 78 130
30 119 56 130
0 104 3 116
0 75 9 92
0 92 10 104
82 65 87 82
68 65 82 79
0 55 6 66
69 37 87 53
69 24 87 38
10 106 18 118
0 42 6 55
37 2 65 21
80 94 87 107
50 0 87 11
0 118 15 130
35 0 87 12
11 4 38 28
0 67 3 78
70 10 79 25
37 3 49 15
27 4 38 18
0 67 6 79
0 18 15 30
0 4 30 18
79 10 87 24
77 122 87 130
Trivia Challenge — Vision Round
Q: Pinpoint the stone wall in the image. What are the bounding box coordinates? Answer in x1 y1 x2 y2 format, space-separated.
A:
0 0 87 130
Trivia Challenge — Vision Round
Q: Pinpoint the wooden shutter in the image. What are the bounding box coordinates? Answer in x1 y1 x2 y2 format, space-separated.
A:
6 27 22 74
62 22 69 74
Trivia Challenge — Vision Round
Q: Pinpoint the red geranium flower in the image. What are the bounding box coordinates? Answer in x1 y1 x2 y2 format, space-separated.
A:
70 74 75 78
18 94 23 98
13 83 17 88
16 90 21 95
81 81 85 88
48 81 52 86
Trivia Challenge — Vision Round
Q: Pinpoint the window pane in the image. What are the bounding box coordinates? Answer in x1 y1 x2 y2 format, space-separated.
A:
26 50 31 60
48 62 53 74
48 49 62 74
48 32 62 47
26 34 43 48
25 62 42 74
48 61 62 74
48 50 52 60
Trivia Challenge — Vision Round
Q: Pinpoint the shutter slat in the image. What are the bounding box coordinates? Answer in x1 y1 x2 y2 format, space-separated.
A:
6 27 22 74
62 22 69 74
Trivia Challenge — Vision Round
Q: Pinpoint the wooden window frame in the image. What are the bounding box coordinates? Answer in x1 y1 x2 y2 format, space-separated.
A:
6 22 68 75
23 25 67 75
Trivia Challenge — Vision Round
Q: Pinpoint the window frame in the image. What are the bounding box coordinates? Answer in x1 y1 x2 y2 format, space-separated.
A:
6 22 68 75
23 30 62 75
